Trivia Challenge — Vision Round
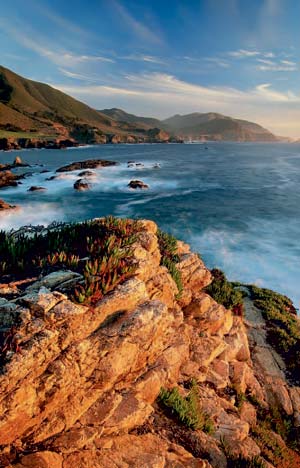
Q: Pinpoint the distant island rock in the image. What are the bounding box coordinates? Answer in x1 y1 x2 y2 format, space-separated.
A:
28 186 46 192
56 159 118 173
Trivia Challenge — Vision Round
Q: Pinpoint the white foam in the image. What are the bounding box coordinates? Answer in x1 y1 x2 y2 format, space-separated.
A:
0 203 66 230
190 219 300 307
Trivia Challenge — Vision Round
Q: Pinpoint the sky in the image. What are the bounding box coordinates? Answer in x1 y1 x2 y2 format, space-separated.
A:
1 0 300 137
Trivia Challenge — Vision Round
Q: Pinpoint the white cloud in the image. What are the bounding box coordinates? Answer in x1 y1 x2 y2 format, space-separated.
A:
263 52 276 58
58 69 102 83
204 58 230 68
228 49 260 58
257 64 297 72
51 72 300 136
121 54 166 64
281 60 296 66
255 83 297 101
257 58 276 65
52 72 299 108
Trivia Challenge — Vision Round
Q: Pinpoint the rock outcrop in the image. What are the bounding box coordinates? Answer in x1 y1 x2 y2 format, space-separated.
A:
73 179 91 191
0 220 299 467
56 159 118 173
27 186 46 192
128 180 149 189
0 199 18 211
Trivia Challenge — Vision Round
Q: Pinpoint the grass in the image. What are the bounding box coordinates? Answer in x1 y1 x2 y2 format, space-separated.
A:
157 229 183 298
158 381 214 433
0 216 141 305
248 285 300 382
205 268 244 314
0 130 57 139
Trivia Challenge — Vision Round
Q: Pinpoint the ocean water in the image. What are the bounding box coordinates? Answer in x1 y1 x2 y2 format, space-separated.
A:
0 142 300 306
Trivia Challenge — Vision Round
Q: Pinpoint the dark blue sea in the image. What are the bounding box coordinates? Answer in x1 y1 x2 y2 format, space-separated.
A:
1 142 299 306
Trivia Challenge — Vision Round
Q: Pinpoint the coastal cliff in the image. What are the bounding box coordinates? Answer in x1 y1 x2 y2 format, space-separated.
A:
0 219 299 467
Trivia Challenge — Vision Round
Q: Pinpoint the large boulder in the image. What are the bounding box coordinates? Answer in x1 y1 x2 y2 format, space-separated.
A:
74 179 91 191
0 199 18 211
28 186 46 192
128 180 149 189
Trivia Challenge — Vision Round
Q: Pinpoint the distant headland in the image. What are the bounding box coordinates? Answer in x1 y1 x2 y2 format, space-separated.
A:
0 65 288 151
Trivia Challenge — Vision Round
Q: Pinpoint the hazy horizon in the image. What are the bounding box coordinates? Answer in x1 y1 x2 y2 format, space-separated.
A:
1 0 300 137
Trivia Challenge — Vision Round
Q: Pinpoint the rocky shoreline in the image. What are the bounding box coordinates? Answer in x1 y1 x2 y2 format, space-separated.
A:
0 218 299 467
0 131 184 151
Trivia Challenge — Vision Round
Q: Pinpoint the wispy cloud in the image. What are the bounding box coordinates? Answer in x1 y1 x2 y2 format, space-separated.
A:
183 56 230 69
257 58 276 65
0 20 114 67
229 49 278 60
121 54 166 64
204 57 230 68
53 71 300 105
59 69 102 83
263 52 276 58
281 59 296 66
228 49 260 58
255 83 297 101
51 72 300 136
256 59 297 72
110 0 163 45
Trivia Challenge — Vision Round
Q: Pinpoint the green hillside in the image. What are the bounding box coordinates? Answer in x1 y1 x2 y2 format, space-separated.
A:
99 108 161 130
0 65 278 143
0 65 119 138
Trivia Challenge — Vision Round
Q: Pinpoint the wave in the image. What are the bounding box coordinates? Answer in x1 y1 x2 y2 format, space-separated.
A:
0 202 66 230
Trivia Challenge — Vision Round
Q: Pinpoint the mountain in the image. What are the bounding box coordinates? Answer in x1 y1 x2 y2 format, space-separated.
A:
99 108 162 130
0 66 172 148
0 65 277 146
0 65 116 135
162 112 277 141
101 108 278 142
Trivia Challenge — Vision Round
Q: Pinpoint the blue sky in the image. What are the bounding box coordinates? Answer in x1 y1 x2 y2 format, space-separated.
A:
1 0 300 136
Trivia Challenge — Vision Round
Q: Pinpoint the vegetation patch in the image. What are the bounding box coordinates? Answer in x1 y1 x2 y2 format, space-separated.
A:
220 435 266 467
226 454 266 468
0 216 141 305
205 268 244 314
248 285 300 382
239 390 300 464
157 229 183 298
158 381 214 433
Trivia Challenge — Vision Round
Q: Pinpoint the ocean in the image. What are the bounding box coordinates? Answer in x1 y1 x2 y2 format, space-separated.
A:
0 142 299 306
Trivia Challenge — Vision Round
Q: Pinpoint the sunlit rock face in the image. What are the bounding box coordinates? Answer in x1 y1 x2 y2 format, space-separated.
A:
0 219 300 468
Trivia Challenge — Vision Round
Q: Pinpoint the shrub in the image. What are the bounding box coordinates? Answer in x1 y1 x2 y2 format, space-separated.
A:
158 382 214 433
248 285 300 382
0 216 141 305
157 229 183 299
205 269 244 313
